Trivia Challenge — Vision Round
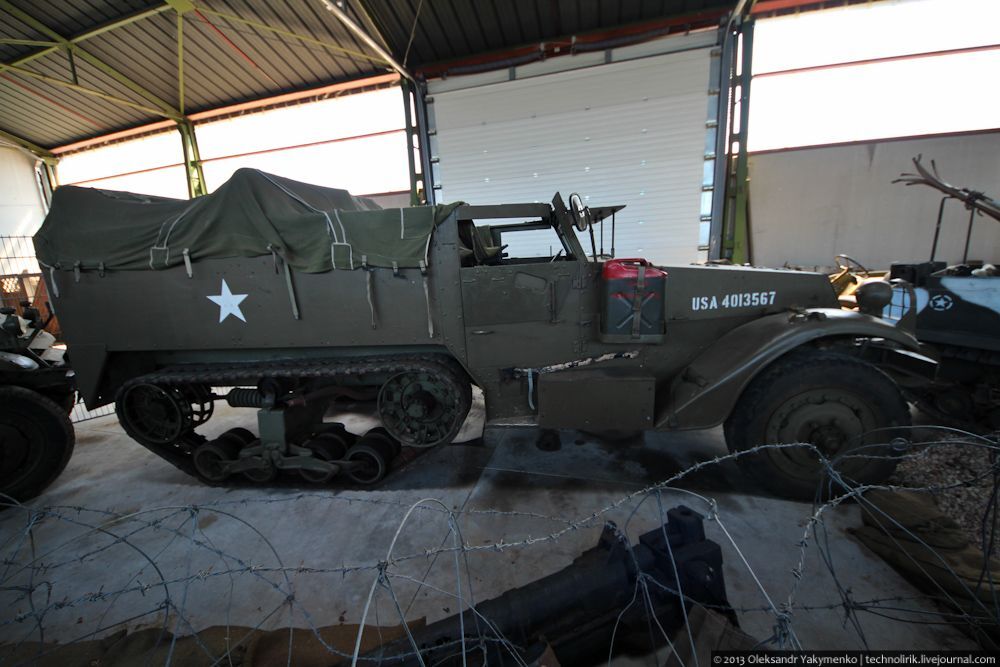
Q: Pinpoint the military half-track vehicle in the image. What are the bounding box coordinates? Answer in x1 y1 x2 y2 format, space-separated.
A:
835 156 1000 430
34 169 930 499
0 299 75 502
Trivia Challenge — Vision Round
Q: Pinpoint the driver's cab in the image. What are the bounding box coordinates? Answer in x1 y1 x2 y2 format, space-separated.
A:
455 193 602 267
454 194 662 373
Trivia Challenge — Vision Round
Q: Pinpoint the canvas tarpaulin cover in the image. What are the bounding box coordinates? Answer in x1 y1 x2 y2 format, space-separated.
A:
34 169 460 274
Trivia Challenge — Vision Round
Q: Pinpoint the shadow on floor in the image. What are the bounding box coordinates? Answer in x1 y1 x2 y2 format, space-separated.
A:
129 425 772 500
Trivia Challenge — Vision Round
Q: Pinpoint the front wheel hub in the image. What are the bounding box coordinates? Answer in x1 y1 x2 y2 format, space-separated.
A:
766 389 873 477
809 424 849 453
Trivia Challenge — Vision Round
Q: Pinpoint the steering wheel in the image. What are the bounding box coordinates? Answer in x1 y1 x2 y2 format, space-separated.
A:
834 254 870 277
568 193 592 232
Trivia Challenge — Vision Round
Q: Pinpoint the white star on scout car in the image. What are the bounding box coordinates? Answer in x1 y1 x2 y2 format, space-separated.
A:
207 279 248 323
929 293 954 311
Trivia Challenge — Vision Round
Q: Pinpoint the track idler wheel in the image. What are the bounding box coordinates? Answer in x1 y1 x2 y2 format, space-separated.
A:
300 432 349 484
345 429 398 485
192 433 241 483
116 383 193 447
377 365 471 448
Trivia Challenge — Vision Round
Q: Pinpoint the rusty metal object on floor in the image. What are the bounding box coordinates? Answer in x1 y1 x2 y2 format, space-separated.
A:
362 505 738 666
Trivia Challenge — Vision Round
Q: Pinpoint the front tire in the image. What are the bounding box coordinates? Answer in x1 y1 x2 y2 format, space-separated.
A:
724 349 910 500
0 386 75 503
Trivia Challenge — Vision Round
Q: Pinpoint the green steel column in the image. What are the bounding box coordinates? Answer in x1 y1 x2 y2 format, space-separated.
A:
43 160 59 193
729 18 754 265
177 120 207 198
401 82 421 205
177 10 185 114
719 17 754 265
169 0 202 198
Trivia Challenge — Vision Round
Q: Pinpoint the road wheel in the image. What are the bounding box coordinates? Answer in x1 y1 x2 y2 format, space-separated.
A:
345 443 388 485
192 436 240 484
225 427 256 445
300 432 348 484
724 349 910 500
0 386 75 503
243 461 277 484
360 427 401 458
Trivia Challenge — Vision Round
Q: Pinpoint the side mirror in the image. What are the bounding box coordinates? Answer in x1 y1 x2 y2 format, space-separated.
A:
568 193 592 232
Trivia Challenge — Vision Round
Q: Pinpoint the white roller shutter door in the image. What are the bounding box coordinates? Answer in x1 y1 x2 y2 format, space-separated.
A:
427 43 712 265
0 146 47 237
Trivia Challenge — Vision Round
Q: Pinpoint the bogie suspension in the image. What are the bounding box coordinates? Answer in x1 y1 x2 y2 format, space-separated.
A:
113 355 471 487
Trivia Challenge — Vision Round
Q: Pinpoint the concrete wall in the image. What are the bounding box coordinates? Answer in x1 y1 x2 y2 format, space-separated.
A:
0 146 46 237
748 132 1000 270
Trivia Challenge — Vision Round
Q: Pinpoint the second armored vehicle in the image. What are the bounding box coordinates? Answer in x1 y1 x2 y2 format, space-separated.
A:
0 299 75 503
835 156 999 430
34 169 930 499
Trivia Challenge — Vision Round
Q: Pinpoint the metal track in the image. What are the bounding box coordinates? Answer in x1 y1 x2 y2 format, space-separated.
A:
115 354 467 482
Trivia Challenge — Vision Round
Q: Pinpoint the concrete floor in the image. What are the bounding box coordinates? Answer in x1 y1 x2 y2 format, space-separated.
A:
0 402 976 660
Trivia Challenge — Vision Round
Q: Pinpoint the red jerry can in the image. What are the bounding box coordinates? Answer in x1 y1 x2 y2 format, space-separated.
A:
600 258 667 342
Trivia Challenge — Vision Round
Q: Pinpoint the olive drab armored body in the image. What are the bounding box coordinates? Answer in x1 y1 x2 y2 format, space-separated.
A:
35 169 931 499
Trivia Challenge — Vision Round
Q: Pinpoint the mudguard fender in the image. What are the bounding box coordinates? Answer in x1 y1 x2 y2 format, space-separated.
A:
68 343 108 409
659 308 927 430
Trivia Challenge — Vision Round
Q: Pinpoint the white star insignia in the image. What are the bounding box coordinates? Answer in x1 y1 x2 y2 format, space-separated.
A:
929 294 953 311
207 279 248 323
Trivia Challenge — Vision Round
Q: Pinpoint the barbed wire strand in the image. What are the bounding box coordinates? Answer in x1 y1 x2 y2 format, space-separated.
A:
1 427 998 666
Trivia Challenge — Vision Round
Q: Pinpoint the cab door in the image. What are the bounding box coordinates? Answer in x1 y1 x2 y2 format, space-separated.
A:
460 259 587 371
458 201 595 370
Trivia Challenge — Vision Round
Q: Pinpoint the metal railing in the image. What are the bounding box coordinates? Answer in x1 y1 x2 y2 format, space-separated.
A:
1 235 116 423
0 235 42 311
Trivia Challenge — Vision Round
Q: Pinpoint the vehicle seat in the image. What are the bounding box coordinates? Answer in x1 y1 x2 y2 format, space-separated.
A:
457 221 476 266
457 220 503 266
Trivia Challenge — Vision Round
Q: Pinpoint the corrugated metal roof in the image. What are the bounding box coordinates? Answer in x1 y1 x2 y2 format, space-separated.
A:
0 0 736 150
359 0 735 71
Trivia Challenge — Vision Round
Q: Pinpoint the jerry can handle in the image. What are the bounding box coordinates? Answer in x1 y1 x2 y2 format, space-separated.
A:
613 258 650 266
